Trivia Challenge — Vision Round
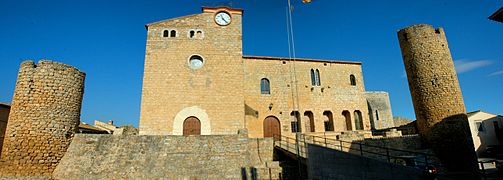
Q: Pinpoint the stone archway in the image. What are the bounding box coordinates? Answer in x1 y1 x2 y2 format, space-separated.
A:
263 116 281 140
173 106 211 135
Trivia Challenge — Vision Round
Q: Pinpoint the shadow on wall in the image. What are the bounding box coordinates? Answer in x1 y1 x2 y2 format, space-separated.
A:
245 103 259 118
420 114 478 174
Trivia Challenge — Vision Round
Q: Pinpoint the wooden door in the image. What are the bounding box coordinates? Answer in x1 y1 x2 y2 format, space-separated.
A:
183 116 201 136
263 116 281 140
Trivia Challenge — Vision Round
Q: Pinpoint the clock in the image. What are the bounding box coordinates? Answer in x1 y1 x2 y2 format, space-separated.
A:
215 12 231 26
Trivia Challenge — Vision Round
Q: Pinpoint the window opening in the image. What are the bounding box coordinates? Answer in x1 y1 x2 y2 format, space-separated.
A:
260 78 270 94
350 74 356 86
315 69 321 86
310 69 316 86
291 111 301 132
170 30 176 37
163 30 169 37
189 30 195 38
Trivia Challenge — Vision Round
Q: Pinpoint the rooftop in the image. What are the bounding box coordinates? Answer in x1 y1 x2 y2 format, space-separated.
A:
489 7 503 23
243 55 361 65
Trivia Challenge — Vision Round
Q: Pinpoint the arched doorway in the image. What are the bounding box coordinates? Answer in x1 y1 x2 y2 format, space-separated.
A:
263 116 281 140
183 116 201 136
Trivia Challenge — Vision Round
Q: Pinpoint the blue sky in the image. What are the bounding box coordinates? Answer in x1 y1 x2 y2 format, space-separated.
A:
0 0 502 127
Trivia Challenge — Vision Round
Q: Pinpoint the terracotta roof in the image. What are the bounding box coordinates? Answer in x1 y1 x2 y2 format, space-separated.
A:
243 55 362 65
489 7 503 23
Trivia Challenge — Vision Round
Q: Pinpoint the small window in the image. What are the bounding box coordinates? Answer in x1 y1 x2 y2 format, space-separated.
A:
375 110 379 121
350 74 356 86
188 55 204 69
261 78 270 94
316 69 321 86
310 69 316 86
310 69 321 86
476 122 485 132
163 30 169 37
189 30 195 38
170 30 176 37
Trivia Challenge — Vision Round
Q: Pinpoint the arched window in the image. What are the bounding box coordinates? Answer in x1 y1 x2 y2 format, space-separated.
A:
310 69 316 86
310 69 321 86
170 30 176 37
350 74 356 86
354 110 363 130
260 78 270 94
316 69 321 86
163 30 169 37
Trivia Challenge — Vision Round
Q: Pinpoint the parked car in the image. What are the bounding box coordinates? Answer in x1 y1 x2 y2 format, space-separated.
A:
393 155 439 179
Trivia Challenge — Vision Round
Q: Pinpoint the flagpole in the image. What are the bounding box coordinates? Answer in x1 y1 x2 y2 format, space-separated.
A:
286 0 304 179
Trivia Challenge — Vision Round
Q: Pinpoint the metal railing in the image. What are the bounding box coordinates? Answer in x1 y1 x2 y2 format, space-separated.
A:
273 133 441 169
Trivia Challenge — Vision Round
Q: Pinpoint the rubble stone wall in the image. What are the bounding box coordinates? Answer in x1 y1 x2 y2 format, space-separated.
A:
53 134 280 179
398 24 478 173
0 60 85 176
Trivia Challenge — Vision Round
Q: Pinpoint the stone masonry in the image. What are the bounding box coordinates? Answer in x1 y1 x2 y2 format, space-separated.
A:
398 24 478 175
0 103 10 155
244 56 371 138
53 133 281 179
139 6 378 138
139 7 245 135
365 92 394 130
0 60 85 176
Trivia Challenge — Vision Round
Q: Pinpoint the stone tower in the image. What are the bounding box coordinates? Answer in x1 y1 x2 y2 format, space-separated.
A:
139 7 245 135
0 60 85 176
397 24 478 174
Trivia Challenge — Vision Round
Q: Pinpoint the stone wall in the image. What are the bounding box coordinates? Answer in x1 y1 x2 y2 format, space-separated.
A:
244 56 371 138
53 134 281 179
398 24 478 174
0 60 85 176
307 144 423 180
139 7 245 135
0 103 10 155
365 91 394 130
139 6 376 138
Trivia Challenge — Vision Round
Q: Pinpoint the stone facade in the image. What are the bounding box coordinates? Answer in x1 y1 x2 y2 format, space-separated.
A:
53 133 281 179
139 6 380 138
365 92 394 130
244 56 371 138
0 60 85 176
140 7 245 135
398 24 478 174
0 103 10 155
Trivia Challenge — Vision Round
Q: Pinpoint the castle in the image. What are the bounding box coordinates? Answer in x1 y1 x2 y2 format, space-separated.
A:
139 6 394 138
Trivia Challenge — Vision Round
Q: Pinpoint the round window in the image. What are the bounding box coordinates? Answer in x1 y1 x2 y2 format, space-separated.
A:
189 55 204 69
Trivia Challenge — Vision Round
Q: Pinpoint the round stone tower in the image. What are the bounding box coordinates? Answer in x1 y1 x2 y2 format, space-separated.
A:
397 24 478 175
0 60 85 176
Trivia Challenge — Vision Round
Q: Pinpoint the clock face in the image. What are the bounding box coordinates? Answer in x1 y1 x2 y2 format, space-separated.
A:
215 12 231 26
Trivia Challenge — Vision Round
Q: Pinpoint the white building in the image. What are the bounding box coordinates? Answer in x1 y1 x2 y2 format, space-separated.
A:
467 110 503 156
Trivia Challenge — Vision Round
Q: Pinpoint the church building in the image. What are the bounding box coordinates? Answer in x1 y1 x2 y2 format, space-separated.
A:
139 7 394 138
